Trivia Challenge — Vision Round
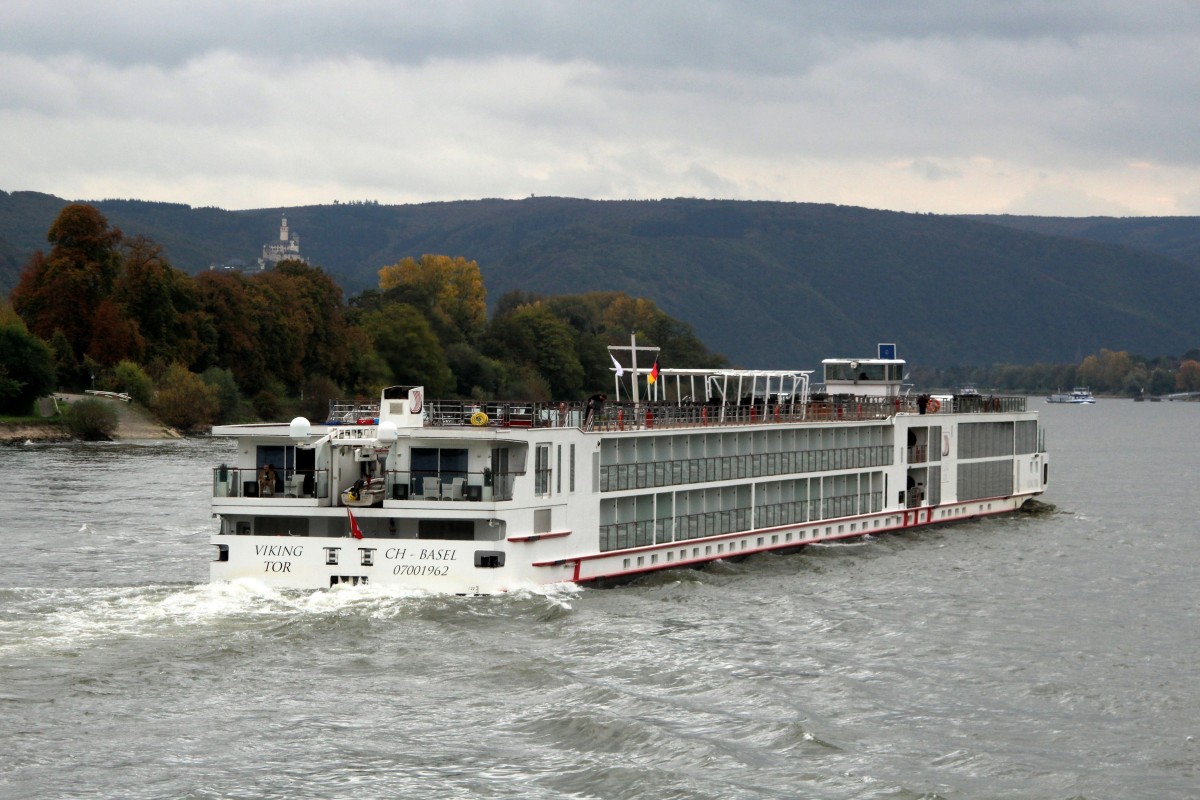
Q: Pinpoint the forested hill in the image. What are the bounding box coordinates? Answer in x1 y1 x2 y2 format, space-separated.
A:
4 189 1200 369
962 214 1200 271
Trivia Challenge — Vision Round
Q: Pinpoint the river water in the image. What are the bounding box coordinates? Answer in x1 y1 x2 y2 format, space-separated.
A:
0 401 1197 799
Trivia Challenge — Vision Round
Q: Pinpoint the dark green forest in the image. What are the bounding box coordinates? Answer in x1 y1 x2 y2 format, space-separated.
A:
4 191 1200 371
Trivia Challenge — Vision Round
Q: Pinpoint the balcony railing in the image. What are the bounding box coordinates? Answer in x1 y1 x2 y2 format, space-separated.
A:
382 469 515 502
213 467 517 503
213 467 331 499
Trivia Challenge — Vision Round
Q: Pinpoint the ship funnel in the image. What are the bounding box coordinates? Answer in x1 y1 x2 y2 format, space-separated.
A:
379 386 425 428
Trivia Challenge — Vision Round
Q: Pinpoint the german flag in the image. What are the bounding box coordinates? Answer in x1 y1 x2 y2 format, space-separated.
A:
648 357 660 385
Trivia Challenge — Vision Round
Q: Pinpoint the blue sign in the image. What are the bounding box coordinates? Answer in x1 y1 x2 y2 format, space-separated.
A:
878 343 896 360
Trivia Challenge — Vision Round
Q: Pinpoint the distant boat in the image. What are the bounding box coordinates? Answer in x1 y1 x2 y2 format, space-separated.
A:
1047 387 1096 404
959 383 980 396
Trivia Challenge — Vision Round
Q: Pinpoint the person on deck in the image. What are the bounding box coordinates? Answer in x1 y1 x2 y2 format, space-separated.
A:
258 464 277 496
584 393 607 429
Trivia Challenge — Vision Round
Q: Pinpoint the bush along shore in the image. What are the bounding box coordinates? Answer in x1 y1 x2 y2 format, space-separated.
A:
0 394 180 443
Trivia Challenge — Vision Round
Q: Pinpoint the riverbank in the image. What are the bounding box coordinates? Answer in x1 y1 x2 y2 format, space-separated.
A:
0 394 181 443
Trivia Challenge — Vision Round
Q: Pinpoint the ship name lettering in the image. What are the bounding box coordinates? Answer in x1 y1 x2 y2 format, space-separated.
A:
264 561 292 573
384 548 408 560
255 544 304 558
419 549 457 561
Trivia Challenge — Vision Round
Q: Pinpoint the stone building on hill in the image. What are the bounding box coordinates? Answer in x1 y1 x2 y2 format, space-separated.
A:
259 214 306 269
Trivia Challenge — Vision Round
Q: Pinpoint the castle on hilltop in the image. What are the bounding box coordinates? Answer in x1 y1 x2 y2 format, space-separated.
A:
258 214 306 269
209 214 308 273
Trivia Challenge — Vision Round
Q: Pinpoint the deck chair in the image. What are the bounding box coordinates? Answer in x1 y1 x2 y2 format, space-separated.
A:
421 476 442 500
448 477 466 500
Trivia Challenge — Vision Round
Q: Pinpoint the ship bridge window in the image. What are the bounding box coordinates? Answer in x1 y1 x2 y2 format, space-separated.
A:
825 363 889 382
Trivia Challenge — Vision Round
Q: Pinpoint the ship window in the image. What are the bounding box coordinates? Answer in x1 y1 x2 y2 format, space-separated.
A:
535 444 551 495
412 448 468 485
474 551 505 568
417 519 474 540
253 517 309 536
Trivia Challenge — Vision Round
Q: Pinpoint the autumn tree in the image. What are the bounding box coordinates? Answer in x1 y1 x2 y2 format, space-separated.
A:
87 298 145 365
377 255 487 344
10 204 124 361
359 303 454 396
258 260 349 385
193 271 266 392
485 301 584 399
1176 360 1200 392
152 364 220 431
115 236 208 369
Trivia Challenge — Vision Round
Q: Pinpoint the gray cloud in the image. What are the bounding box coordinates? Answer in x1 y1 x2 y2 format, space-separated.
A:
1 1 1197 214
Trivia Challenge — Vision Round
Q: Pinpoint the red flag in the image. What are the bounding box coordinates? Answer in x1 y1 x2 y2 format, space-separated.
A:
648 357 660 385
347 506 364 540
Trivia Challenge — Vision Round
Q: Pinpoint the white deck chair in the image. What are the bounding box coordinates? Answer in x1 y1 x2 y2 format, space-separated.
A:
421 476 442 500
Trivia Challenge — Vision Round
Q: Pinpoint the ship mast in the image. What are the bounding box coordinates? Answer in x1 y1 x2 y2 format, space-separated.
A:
607 332 660 404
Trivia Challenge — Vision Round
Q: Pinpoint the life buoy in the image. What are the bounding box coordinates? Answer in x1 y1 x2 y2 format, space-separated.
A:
470 411 489 426
927 398 941 413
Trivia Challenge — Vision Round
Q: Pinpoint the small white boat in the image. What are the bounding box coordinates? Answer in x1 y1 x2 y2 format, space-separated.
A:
340 478 385 507
1047 387 1096 404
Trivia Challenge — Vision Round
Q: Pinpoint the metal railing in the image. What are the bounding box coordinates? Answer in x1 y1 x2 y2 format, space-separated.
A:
419 394 1027 432
213 467 330 499
382 469 515 502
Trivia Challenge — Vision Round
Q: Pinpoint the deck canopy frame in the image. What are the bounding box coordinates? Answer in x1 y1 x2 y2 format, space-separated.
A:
613 366 813 417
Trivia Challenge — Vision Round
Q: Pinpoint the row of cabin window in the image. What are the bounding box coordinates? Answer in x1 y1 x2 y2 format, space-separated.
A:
599 445 892 492
598 490 883 552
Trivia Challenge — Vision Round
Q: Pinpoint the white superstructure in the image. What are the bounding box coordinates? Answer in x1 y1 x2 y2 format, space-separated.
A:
209 344 1049 593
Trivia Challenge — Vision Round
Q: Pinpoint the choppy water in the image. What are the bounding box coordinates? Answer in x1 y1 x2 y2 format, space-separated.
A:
1 402 1198 799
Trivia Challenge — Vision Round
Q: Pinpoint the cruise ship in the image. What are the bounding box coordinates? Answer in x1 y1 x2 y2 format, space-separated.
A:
209 342 1049 593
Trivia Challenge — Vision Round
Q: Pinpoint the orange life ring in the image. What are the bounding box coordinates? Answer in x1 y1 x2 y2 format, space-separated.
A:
927 398 942 413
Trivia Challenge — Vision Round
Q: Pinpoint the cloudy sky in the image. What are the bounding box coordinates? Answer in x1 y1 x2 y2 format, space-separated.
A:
2 1 1198 216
